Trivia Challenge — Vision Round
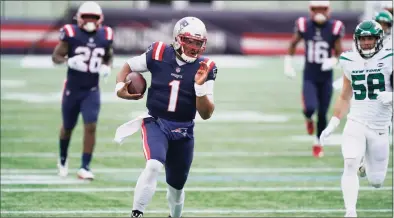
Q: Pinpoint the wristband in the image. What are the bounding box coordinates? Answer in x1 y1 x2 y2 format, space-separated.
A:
194 83 207 97
115 82 125 93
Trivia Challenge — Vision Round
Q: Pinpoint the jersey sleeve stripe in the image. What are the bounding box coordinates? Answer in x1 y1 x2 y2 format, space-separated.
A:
332 20 343 35
64 24 75 37
297 17 306 33
152 42 165 61
105 27 113 40
204 58 215 71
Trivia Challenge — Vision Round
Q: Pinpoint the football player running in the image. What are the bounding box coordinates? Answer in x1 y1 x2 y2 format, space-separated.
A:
114 17 217 217
320 20 393 217
285 0 344 157
52 1 114 180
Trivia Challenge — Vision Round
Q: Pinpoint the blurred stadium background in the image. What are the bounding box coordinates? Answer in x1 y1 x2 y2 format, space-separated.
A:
1 1 392 217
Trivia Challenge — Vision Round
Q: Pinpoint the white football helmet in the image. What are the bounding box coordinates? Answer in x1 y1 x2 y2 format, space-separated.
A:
309 1 330 24
172 17 207 63
77 1 103 32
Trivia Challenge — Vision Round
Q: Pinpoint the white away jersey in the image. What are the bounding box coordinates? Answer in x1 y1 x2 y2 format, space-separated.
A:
339 48 393 129
383 29 393 49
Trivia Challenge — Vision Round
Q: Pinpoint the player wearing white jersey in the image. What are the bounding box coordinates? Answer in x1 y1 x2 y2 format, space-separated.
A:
320 20 393 217
375 10 393 48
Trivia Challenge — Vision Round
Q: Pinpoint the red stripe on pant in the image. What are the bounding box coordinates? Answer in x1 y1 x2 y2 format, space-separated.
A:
141 120 151 160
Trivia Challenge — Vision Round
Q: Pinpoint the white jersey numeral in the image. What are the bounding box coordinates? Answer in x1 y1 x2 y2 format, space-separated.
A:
168 80 180 112
307 40 329 64
74 46 105 73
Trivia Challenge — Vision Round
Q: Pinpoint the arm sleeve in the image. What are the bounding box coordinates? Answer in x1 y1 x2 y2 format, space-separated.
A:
339 59 351 80
126 52 149 72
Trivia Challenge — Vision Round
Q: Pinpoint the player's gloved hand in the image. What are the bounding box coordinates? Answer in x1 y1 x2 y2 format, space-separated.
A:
99 64 111 78
377 92 393 105
319 117 340 146
67 55 86 72
284 55 296 79
194 61 209 97
321 57 338 71
115 81 144 100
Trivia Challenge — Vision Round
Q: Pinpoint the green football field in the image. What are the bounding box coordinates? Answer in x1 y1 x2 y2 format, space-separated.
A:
1 55 392 217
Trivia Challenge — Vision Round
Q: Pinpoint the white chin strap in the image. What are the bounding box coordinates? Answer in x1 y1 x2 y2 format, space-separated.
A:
83 22 97 32
314 13 327 24
361 48 376 57
181 53 197 63
180 46 197 63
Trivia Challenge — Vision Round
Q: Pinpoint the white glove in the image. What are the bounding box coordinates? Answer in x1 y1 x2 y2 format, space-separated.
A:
377 92 393 105
321 57 338 71
99 64 111 78
67 55 86 72
319 117 340 146
284 55 296 79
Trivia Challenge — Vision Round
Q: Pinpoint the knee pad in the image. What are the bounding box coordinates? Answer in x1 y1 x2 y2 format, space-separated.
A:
166 185 184 204
367 172 385 188
145 159 163 175
343 158 359 176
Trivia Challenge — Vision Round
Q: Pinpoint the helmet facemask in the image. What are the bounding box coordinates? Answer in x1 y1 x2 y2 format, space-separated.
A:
355 35 383 58
176 34 207 63
310 6 330 25
77 14 102 32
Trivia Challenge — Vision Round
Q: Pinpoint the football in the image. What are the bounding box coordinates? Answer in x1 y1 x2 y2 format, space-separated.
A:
126 72 147 95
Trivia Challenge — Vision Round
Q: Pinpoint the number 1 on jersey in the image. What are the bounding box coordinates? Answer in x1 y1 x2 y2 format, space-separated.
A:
168 80 180 112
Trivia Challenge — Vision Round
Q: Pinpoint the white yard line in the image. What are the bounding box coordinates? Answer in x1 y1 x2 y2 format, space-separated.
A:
3 167 387 174
1 208 391 214
0 151 342 158
2 187 392 193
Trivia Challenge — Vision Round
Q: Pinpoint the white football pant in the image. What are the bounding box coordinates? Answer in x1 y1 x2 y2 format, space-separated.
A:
342 119 390 188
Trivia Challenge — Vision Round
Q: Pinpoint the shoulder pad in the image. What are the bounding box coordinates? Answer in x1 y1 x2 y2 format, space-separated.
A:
61 24 76 37
378 50 393 60
202 57 216 72
296 17 307 33
339 51 354 62
151 41 167 61
103 26 114 41
332 20 344 35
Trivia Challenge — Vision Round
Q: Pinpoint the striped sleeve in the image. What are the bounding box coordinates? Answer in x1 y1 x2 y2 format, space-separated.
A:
203 58 217 81
59 24 75 42
294 17 307 37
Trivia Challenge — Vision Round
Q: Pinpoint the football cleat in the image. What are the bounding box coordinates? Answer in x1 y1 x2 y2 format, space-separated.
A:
306 119 314 135
77 168 94 180
131 210 143 217
57 159 68 177
312 144 324 158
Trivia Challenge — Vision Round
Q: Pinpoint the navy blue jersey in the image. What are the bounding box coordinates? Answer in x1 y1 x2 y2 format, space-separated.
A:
295 17 345 81
144 42 217 122
60 24 113 90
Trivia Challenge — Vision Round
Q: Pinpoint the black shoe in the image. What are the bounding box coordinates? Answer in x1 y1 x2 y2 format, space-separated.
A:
131 210 143 218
